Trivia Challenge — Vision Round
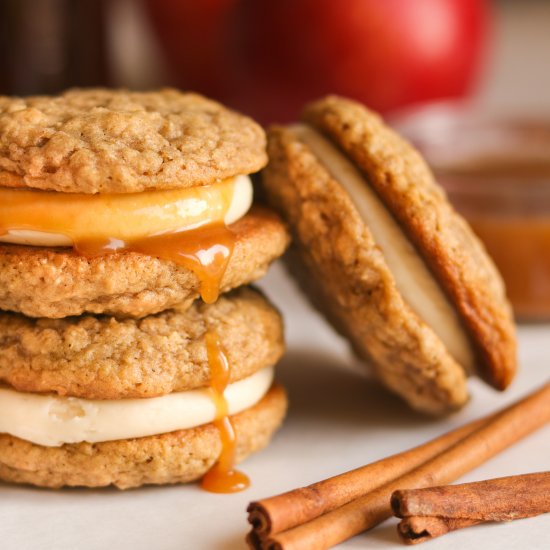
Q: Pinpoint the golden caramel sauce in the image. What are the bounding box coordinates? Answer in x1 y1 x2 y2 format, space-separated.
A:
435 151 550 321
0 181 236 243
201 331 249 493
0 224 235 305
74 224 236 304
468 217 550 321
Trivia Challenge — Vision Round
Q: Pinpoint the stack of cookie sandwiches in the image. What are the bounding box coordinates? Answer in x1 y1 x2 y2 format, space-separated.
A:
0 89 289 489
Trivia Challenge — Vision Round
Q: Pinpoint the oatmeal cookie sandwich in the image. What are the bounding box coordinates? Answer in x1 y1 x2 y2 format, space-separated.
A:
0 288 286 489
261 95 517 415
0 88 288 318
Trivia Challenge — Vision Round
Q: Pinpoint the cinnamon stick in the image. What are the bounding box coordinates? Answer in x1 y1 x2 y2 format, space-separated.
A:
247 381 550 550
392 471 550 520
392 472 550 544
247 416 488 537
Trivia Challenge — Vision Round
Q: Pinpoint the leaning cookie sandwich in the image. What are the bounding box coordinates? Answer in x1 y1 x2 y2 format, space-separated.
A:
262 96 517 414
0 89 289 489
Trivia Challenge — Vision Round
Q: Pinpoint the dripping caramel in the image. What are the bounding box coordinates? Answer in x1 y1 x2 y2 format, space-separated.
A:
201 331 249 493
74 224 236 304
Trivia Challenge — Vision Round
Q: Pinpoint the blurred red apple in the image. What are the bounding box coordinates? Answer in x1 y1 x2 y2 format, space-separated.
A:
146 0 490 124
145 0 239 96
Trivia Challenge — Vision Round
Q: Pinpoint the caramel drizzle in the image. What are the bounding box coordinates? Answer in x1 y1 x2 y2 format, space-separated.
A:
201 331 249 493
0 225 235 305
74 224 236 304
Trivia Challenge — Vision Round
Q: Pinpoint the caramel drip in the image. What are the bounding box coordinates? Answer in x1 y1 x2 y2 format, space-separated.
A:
201 331 249 494
74 224 236 304
1 223 235 304
0 225 234 304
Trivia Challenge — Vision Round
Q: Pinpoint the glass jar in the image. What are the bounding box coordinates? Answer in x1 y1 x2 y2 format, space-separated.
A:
393 103 550 322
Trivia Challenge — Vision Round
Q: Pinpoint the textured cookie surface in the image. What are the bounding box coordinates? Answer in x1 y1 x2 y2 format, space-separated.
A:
263 126 468 414
0 207 289 319
0 88 267 193
0 287 283 399
303 96 516 391
0 384 286 489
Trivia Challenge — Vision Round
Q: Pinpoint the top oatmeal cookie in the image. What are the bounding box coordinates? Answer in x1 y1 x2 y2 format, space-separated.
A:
0 88 267 194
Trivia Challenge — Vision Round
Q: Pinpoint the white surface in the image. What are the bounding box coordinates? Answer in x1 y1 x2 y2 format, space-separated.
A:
1 263 549 550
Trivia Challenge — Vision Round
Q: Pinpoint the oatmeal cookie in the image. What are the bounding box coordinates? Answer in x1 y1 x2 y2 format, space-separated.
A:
0 88 267 194
0 287 284 399
0 207 289 318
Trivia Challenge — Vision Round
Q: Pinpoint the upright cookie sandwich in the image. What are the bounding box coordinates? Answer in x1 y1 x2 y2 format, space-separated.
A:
262 96 517 414
0 89 289 489
0 89 287 318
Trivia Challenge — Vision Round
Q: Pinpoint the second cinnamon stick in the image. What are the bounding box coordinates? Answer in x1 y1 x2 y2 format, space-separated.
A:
391 471 550 521
393 472 550 544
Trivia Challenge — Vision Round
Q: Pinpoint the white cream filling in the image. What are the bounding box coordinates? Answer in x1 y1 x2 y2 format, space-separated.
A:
224 174 254 227
0 174 253 247
0 366 274 447
0 230 72 247
294 125 475 372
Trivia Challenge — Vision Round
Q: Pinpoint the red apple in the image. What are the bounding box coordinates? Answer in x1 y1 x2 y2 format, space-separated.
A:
145 0 239 96
146 0 490 124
